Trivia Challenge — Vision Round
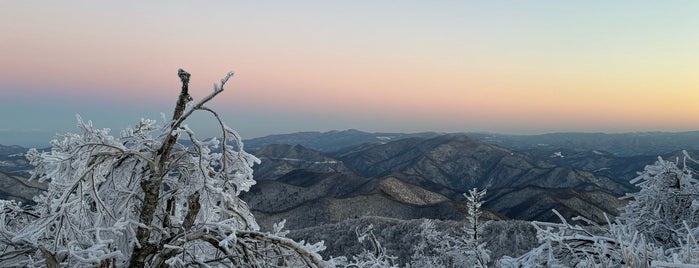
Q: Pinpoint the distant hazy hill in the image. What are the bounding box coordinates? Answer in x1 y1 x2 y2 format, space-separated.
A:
245 129 699 156
470 131 699 156
0 145 33 175
0 144 29 155
0 171 46 204
244 129 441 152
515 148 699 182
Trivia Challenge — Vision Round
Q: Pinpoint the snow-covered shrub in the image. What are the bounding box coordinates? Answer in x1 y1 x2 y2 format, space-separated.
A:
408 219 455 267
502 153 699 267
619 153 699 249
499 210 664 267
0 69 326 267
338 224 399 268
407 188 490 268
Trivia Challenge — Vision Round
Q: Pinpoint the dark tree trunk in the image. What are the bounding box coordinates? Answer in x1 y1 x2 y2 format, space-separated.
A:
128 69 192 267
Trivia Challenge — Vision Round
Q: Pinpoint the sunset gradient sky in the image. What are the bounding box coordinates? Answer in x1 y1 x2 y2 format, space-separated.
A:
1 1 698 146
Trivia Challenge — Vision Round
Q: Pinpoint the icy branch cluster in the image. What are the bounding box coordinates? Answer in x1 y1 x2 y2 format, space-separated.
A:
501 153 699 267
499 210 665 267
619 153 699 250
0 70 327 267
333 224 399 268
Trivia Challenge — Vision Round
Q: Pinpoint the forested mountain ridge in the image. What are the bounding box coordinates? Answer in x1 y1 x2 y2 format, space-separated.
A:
0 133 651 223
336 134 631 195
237 133 637 227
252 144 351 179
242 170 503 230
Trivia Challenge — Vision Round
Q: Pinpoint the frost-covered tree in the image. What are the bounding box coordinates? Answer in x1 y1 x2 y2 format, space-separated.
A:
407 188 490 268
408 219 453 267
619 152 699 249
462 187 490 267
465 189 487 244
408 219 481 267
0 69 326 267
340 224 399 268
501 153 699 267
499 210 665 267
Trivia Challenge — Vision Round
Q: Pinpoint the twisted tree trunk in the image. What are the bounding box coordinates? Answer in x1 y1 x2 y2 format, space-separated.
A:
128 69 192 267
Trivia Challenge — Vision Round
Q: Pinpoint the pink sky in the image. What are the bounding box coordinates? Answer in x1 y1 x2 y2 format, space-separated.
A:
1 1 698 145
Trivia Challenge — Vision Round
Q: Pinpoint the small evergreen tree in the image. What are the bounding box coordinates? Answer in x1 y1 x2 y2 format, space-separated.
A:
462 187 490 267
407 188 490 267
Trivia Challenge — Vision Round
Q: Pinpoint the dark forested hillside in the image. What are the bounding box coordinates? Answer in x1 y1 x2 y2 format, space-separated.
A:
251 144 351 179
0 131 673 225
241 134 638 228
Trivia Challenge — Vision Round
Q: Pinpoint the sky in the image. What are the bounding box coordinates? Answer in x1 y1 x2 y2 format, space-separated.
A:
1 1 698 147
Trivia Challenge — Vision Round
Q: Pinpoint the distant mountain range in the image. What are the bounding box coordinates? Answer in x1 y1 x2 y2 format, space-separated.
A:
0 145 45 204
245 129 699 156
244 134 641 228
1 129 697 230
469 131 699 157
0 145 33 176
244 129 442 152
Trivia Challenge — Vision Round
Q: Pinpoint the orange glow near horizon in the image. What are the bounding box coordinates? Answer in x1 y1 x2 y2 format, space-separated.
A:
1 1 698 140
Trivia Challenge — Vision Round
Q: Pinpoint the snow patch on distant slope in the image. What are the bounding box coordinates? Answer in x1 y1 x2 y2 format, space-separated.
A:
551 151 564 158
378 177 448 206
258 157 341 164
